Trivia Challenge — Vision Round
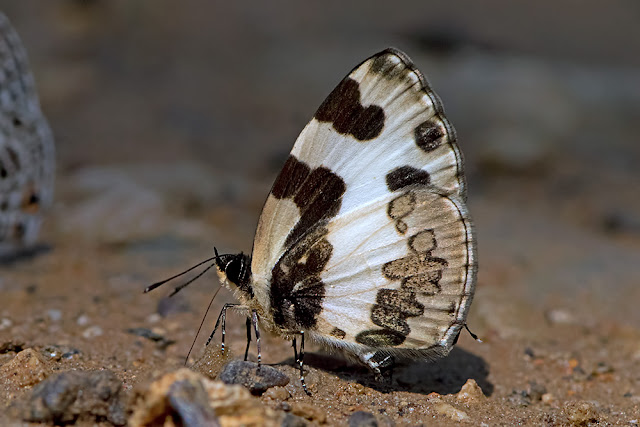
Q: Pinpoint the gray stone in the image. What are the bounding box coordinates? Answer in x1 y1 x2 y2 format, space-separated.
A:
281 412 309 427
167 379 220 427
21 370 126 425
219 360 289 395
349 411 379 427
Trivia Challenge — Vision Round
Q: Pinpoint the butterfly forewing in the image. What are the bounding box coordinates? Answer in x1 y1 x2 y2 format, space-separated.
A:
250 48 475 360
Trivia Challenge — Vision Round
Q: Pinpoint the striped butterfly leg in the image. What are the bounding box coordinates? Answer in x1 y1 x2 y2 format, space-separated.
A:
228 310 261 365
291 332 311 396
248 309 262 367
244 317 251 361
206 305 262 366
206 303 242 354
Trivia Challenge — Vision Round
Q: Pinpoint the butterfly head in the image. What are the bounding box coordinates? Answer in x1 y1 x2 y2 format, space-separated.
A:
214 248 254 299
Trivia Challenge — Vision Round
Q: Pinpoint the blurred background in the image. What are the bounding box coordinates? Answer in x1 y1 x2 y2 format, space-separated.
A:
1 0 640 374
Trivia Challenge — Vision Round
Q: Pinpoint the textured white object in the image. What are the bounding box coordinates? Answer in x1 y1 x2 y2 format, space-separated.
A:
0 13 55 256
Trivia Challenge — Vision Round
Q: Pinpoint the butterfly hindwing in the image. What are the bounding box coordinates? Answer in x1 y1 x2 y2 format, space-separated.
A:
249 48 475 358
317 187 475 356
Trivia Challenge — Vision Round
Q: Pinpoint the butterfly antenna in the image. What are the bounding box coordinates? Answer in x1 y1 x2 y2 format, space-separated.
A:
185 284 223 365
143 255 218 294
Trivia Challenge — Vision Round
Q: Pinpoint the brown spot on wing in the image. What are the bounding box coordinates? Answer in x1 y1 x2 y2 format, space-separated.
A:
355 329 406 347
376 288 424 316
330 328 346 339
386 166 431 191
267 156 346 332
269 155 347 248
403 271 442 295
314 77 385 141
286 164 346 248
409 230 436 253
387 191 416 234
270 228 331 331
415 120 446 152
271 155 311 200
365 190 452 346
383 253 447 280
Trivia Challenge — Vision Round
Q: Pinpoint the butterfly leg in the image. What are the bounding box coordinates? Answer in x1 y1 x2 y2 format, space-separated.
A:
291 337 298 363
250 309 261 367
292 332 311 396
206 303 239 354
243 317 251 361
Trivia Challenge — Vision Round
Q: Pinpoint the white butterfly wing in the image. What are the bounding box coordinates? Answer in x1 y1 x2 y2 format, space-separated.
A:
249 48 475 357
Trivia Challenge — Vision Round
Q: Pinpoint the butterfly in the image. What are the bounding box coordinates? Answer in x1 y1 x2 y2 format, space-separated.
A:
147 48 476 394
0 13 55 258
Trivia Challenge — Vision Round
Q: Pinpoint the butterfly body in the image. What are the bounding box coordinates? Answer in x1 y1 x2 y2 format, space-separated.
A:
214 48 476 372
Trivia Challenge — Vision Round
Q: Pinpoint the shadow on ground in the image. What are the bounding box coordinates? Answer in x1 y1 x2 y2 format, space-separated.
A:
0 244 52 266
283 346 492 396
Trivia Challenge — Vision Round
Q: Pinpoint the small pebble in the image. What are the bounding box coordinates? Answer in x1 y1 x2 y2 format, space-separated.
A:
82 325 103 339
433 402 468 421
277 401 292 412
290 402 327 423
126 327 175 349
0 318 13 330
562 400 599 425
541 393 555 405
282 412 309 427
527 381 547 402
146 313 161 324
41 345 82 361
76 315 90 326
349 410 378 427
0 348 50 387
456 378 485 403
165 378 219 426
545 308 576 325
262 386 290 401
219 360 289 395
46 309 62 322
507 390 531 407
62 349 82 359
130 369 280 426
20 369 126 425
592 361 614 375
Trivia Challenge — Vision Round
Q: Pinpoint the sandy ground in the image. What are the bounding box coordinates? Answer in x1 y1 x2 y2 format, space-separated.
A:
1 1 640 425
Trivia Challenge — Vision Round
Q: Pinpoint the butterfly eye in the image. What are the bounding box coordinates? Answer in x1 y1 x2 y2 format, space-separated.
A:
225 258 242 284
